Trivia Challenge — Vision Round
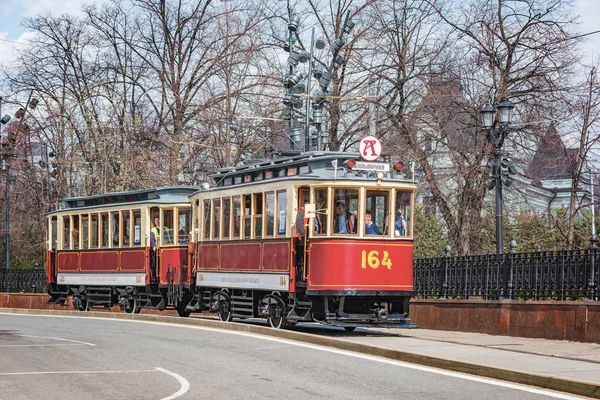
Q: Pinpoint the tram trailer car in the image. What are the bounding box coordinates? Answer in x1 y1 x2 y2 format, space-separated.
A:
186 151 418 330
46 186 197 315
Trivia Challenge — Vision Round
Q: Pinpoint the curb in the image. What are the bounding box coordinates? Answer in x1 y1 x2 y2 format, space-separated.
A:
2 308 599 399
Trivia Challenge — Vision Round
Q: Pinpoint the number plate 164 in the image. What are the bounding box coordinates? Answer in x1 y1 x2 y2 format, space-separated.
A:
361 250 392 269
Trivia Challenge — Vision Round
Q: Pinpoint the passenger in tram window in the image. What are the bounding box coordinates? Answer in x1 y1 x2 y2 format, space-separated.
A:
178 227 188 244
364 210 381 235
314 213 322 234
113 231 120 246
333 201 356 234
396 209 407 236
123 233 130 246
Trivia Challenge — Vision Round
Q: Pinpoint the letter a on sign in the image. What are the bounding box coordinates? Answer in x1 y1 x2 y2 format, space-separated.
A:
359 136 382 161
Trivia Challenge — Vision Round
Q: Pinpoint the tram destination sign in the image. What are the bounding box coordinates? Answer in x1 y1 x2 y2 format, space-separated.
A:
353 161 390 172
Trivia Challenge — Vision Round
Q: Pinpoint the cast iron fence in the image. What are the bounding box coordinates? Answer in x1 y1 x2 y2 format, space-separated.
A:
1 268 46 294
414 238 599 301
3 240 600 301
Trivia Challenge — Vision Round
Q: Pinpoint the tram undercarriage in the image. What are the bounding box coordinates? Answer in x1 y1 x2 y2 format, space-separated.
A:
184 286 417 329
47 282 193 316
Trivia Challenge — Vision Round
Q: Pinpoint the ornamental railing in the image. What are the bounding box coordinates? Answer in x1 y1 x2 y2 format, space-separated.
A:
414 238 599 301
1 268 46 294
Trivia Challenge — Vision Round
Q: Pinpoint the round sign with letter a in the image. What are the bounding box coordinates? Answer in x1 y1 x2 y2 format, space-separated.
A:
359 136 382 161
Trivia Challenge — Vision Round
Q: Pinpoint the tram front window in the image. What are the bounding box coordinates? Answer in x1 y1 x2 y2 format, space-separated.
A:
365 190 390 236
333 189 358 235
314 188 328 235
395 190 412 237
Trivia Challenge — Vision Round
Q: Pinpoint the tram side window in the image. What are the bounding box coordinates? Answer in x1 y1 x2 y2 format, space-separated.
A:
133 210 141 245
233 196 241 238
72 215 80 249
91 214 99 247
222 198 231 240
101 213 109 247
193 201 200 242
178 208 191 244
163 209 174 245
111 212 120 247
395 190 412 237
276 191 286 235
123 211 131 246
63 216 71 249
203 200 211 240
212 199 221 240
265 192 274 237
333 189 358 234
82 215 89 248
243 195 251 238
365 190 390 236
314 189 328 235
50 217 57 250
254 193 263 238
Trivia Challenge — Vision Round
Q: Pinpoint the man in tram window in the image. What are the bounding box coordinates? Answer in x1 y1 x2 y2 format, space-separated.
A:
364 210 381 235
150 216 160 280
396 209 407 236
333 201 356 234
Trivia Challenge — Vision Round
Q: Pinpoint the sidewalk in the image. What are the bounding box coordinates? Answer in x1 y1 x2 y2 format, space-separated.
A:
336 327 600 398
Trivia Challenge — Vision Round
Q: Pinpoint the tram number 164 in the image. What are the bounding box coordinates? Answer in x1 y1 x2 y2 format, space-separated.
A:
360 250 392 270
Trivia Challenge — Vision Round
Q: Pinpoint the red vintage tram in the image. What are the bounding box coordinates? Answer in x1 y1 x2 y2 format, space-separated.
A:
46 151 417 329
187 151 416 329
46 186 197 315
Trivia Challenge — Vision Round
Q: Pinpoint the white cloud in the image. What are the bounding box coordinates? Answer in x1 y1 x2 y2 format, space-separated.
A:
3 0 103 18
575 0 600 64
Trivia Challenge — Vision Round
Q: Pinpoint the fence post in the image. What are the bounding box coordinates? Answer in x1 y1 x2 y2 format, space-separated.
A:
443 245 451 299
509 240 516 300
590 235 598 301
535 245 541 300
561 244 567 301
464 251 470 299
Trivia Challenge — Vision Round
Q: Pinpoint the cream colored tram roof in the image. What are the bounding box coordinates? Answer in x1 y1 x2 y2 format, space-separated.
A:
200 151 414 195
46 186 198 216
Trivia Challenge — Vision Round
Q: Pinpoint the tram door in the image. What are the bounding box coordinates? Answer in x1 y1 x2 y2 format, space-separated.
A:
296 188 310 282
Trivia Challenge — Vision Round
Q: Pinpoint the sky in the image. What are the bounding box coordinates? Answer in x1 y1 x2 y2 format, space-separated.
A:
0 0 599 72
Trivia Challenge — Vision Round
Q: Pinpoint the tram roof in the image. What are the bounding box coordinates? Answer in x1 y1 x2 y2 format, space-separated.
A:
208 151 413 189
47 186 197 215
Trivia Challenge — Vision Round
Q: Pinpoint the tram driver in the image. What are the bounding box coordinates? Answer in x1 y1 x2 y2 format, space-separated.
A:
150 217 160 280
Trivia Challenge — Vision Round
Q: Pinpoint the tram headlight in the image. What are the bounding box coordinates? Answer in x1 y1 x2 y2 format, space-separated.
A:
376 171 385 180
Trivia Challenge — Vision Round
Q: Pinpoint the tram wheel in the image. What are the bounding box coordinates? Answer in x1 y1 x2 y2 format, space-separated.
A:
124 298 138 314
344 327 356 332
217 303 232 322
268 315 286 329
74 298 89 312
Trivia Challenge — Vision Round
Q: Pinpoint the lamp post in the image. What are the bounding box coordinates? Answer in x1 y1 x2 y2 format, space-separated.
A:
282 9 354 152
0 96 11 273
0 92 38 271
481 99 515 254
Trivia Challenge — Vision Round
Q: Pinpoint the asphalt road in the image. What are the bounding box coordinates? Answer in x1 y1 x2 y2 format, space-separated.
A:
0 314 585 400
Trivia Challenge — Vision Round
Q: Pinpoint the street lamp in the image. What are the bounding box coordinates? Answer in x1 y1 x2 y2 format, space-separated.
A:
281 10 354 152
0 92 38 271
0 96 10 273
481 98 515 254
